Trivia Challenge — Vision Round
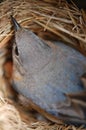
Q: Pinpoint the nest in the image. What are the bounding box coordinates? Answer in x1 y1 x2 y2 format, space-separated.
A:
0 0 86 130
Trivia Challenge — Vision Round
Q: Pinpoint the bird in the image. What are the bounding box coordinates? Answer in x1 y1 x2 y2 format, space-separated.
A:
11 16 86 125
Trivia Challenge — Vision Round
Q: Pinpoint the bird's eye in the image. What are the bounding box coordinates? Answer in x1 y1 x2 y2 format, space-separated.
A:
15 46 19 56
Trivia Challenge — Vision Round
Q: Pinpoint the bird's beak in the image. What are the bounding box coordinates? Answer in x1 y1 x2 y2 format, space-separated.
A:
11 15 21 31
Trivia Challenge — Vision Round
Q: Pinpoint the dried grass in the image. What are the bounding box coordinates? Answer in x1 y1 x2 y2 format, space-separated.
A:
0 0 86 54
0 0 86 130
0 98 85 130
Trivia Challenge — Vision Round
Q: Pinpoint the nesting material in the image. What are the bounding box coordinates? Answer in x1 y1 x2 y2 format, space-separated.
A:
0 98 85 130
0 0 86 54
0 0 86 130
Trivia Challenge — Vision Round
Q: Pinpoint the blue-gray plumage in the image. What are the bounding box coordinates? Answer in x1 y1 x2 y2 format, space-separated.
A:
11 16 86 124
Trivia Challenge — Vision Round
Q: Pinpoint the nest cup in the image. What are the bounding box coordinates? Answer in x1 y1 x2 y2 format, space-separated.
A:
0 0 86 130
